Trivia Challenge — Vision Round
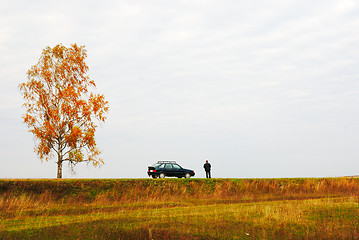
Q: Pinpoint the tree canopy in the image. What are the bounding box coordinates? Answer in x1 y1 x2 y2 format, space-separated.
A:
19 44 109 178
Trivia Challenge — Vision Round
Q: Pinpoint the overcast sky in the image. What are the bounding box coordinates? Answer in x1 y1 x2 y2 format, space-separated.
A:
1 0 358 178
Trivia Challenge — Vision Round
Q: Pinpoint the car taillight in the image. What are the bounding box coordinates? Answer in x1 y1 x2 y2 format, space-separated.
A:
148 169 156 172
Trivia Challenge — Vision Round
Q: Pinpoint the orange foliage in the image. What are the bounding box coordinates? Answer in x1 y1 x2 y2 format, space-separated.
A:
19 44 109 178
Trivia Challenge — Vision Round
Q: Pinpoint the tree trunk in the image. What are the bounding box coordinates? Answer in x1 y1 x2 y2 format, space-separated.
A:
57 140 63 178
57 160 62 178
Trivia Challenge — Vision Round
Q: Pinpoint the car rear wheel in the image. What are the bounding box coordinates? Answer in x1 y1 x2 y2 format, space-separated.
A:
185 173 191 178
159 173 165 178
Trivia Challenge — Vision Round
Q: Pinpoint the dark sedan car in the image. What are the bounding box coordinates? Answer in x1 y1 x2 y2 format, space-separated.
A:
147 161 195 178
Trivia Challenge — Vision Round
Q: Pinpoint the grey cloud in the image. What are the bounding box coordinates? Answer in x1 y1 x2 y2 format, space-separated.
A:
1 0 359 178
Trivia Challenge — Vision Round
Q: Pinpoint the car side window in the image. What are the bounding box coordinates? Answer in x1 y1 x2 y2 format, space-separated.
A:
165 164 173 169
158 164 165 169
172 164 181 170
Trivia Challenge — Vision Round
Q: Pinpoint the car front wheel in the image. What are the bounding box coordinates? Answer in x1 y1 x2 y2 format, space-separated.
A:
185 173 191 178
159 173 165 178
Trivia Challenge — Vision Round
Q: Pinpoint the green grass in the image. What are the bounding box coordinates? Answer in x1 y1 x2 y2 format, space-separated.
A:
1 178 359 239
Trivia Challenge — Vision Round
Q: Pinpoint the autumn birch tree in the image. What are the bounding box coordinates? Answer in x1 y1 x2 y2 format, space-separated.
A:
19 44 109 178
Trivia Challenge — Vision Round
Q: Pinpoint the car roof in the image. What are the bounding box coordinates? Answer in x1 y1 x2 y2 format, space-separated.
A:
157 160 177 164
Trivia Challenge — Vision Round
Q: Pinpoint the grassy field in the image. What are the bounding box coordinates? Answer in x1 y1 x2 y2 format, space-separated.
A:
1 178 358 239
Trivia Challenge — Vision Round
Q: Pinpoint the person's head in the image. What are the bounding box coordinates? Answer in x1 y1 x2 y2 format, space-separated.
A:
206 160 208 163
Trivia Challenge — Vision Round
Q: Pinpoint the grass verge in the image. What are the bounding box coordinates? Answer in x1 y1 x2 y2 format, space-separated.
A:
1 178 358 239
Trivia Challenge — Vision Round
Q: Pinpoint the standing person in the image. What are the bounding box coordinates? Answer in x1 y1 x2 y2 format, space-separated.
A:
203 160 211 178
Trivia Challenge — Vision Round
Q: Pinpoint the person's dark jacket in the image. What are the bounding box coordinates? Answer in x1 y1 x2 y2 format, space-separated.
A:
204 162 211 172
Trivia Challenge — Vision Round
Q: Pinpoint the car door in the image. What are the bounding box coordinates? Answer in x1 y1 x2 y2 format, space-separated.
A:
172 164 183 177
164 163 174 176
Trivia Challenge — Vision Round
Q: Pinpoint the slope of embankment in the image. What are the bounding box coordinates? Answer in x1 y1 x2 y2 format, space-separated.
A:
1 178 359 239
1 178 358 203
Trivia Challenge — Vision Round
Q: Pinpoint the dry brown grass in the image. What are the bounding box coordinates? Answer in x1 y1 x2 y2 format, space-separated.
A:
1 178 358 239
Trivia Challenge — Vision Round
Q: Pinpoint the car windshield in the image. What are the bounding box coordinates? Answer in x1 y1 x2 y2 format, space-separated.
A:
172 164 182 170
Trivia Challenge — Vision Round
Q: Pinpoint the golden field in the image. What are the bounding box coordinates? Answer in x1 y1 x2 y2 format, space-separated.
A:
1 178 358 239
